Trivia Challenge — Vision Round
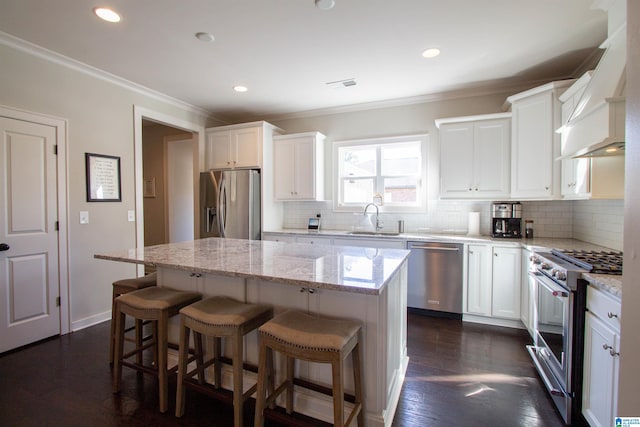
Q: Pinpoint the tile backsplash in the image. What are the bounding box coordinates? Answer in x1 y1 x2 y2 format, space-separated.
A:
279 199 624 250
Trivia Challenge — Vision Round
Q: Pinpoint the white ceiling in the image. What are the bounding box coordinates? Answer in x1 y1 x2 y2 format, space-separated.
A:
0 0 608 122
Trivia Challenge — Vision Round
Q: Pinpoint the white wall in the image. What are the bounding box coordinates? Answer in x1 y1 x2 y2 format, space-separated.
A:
0 42 217 330
618 0 640 414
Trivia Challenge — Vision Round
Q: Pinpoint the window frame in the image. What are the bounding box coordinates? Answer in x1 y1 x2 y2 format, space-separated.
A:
332 134 428 213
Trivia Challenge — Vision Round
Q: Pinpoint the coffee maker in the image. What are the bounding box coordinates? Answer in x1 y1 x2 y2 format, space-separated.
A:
491 202 522 238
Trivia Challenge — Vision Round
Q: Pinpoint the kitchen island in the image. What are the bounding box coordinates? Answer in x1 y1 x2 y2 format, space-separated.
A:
96 237 410 427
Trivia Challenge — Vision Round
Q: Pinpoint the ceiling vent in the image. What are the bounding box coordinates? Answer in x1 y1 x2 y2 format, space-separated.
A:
326 78 357 89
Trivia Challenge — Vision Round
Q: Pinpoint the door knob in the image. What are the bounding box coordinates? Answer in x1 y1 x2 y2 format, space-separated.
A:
0 243 9 251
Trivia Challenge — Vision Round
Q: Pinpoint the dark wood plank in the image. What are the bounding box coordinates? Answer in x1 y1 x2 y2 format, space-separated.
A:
0 312 568 426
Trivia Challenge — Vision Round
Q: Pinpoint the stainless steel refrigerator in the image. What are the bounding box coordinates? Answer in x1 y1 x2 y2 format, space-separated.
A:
199 169 261 240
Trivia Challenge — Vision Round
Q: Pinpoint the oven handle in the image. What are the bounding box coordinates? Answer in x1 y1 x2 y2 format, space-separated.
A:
526 345 566 397
528 271 569 298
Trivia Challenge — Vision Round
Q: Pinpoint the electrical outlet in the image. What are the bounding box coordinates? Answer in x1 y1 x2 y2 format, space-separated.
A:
79 211 89 224
127 210 135 222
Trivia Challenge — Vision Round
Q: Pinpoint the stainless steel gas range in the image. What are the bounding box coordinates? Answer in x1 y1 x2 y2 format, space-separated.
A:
527 249 623 425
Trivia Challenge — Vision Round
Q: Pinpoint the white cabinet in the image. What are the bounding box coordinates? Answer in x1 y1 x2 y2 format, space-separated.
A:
507 81 572 199
561 157 591 198
583 286 621 427
436 114 511 199
465 244 522 322
333 237 405 249
206 121 278 170
491 246 521 320
273 132 325 201
466 244 492 316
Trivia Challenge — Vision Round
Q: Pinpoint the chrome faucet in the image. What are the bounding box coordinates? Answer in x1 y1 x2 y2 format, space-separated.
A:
363 203 383 232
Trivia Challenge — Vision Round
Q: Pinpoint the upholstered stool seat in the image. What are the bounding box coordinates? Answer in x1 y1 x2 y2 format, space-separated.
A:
112 286 202 413
109 272 157 364
175 296 273 427
254 310 365 427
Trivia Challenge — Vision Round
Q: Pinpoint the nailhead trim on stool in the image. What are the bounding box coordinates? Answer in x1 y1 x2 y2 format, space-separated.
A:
112 286 202 413
109 272 157 365
254 310 365 427
175 296 273 427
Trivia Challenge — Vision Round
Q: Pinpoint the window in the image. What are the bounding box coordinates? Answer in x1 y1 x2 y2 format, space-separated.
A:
333 134 428 212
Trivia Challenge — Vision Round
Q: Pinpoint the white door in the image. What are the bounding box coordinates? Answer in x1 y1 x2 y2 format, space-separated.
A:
0 116 60 353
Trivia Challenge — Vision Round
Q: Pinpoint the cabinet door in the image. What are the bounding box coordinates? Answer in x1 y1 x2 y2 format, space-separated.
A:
233 126 261 168
273 140 295 199
440 124 475 197
582 312 619 427
293 138 316 199
561 158 590 198
206 131 232 169
466 244 492 316
491 246 521 319
474 119 510 196
511 91 554 198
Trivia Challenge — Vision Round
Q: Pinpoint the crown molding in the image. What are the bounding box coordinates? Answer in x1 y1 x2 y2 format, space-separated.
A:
0 31 217 122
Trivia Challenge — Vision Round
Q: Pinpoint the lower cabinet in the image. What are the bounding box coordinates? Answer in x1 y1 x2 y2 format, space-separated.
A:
465 244 521 322
582 286 621 427
520 247 536 337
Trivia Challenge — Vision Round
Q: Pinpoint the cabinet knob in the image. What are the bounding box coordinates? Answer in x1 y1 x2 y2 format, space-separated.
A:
494 253 498 257
475 188 479 191
545 186 549 190
468 188 473 192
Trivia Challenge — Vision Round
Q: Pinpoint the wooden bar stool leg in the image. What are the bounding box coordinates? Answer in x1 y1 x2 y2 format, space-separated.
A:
254 341 268 427
286 355 295 414
176 317 190 418
112 302 125 393
266 346 275 409
135 318 144 365
352 342 365 426
232 333 244 427
213 336 222 388
157 311 169 413
194 331 205 385
332 356 345 427
109 289 118 365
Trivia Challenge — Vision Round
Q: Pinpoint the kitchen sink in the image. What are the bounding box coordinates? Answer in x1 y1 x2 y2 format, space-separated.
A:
347 231 400 236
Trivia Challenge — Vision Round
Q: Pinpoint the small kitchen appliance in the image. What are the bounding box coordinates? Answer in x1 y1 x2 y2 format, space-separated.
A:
527 248 622 424
491 202 522 238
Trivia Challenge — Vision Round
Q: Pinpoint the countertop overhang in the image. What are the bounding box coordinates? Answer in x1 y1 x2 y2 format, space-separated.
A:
95 237 410 296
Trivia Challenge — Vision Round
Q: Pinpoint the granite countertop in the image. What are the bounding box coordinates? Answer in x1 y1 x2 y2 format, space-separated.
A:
95 237 410 296
265 228 623 300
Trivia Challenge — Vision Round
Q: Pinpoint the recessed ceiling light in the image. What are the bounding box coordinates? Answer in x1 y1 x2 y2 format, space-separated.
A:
422 48 441 58
315 0 335 10
233 85 248 93
195 32 214 42
94 7 121 23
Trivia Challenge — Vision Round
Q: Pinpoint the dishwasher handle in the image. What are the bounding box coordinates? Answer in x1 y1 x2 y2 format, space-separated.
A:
409 245 460 251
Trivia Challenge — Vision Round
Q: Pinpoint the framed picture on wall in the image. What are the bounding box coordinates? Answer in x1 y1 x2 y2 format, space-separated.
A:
143 178 156 198
85 152 122 202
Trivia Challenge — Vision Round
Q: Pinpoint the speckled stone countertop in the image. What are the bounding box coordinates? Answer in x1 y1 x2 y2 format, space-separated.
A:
95 237 409 296
265 229 623 300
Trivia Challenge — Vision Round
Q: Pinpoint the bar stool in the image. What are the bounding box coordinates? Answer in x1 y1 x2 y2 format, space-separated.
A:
109 272 157 365
175 296 273 427
254 310 365 427
112 286 202 413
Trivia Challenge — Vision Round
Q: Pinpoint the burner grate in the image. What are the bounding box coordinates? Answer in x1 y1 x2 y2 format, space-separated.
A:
552 249 623 275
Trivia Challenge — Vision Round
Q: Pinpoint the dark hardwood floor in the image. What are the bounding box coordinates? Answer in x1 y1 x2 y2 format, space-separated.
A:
0 313 566 426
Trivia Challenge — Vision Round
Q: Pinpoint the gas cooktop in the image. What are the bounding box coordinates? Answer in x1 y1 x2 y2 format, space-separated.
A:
552 249 623 275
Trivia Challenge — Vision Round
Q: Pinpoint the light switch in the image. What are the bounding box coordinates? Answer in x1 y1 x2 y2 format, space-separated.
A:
127 210 135 222
79 211 89 224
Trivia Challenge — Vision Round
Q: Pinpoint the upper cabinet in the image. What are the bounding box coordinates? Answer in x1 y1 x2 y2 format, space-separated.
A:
436 113 511 199
205 121 281 170
507 81 573 200
273 132 325 201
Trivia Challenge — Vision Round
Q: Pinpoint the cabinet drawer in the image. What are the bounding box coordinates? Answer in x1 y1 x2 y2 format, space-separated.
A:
587 286 621 332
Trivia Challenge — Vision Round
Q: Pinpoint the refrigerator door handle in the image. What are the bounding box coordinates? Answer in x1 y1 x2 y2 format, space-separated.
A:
217 175 226 237
205 207 216 233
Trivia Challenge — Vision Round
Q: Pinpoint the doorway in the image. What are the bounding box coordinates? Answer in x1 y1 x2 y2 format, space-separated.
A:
134 106 205 275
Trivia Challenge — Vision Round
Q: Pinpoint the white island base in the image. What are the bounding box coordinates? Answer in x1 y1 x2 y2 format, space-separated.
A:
159 266 408 427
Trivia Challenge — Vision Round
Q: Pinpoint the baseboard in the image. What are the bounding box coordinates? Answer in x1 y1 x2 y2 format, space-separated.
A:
462 314 525 329
71 310 110 332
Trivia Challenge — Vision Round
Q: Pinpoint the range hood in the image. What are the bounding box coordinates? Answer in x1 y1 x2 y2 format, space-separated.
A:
558 15 626 159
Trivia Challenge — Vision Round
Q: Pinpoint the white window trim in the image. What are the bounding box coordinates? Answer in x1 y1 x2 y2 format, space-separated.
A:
332 133 429 213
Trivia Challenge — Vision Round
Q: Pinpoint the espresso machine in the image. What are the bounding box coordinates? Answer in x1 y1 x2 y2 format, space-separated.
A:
491 202 522 238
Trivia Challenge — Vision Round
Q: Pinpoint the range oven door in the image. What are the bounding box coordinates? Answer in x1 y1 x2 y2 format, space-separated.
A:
528 270 574 424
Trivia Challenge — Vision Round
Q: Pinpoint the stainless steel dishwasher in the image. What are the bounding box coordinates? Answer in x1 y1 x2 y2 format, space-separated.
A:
406 241 463 315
